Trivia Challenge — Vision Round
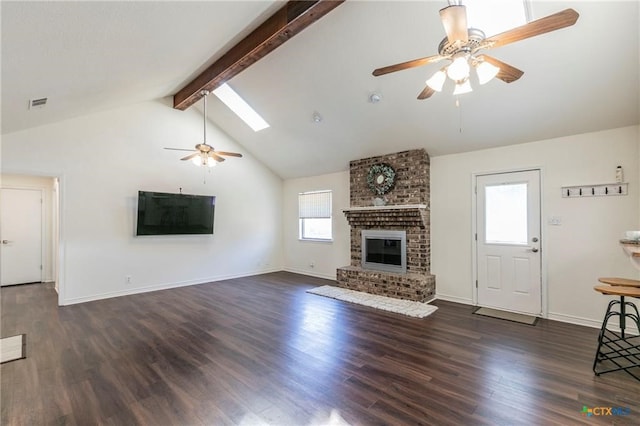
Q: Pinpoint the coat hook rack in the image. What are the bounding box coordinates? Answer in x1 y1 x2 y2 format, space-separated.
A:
561 182 628 198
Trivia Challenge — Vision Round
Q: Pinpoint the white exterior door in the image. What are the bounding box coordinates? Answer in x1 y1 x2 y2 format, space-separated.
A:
1 188 43 286
476 170 541 315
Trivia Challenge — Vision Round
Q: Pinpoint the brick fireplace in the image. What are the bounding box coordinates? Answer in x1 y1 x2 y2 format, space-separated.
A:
336 149 436 302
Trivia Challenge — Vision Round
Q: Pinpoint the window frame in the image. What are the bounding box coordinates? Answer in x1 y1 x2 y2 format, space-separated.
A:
298 190 333 242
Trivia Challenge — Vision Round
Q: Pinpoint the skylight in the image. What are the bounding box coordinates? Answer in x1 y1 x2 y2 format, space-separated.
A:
464 0 530 37
213 83 270 132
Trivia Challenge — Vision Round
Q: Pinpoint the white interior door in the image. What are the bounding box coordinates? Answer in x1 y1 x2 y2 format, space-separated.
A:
1 188 43 286
476 170 541 315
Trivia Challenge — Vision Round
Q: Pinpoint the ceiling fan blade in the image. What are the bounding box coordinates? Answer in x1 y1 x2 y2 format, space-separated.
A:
209 152 226 162
485 9 579 49
417 86 436 100
373 55 445 77
479 55 524 83
440 5 468 44
164 147 195 152
215 151 243 158
180 152 200 161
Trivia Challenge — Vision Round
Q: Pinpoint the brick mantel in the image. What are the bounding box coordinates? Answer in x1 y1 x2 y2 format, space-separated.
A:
343 205 429 228
343 204 427 211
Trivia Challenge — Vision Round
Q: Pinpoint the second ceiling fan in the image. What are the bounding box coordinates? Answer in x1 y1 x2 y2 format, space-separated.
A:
372 2 579 99
165 90 243 167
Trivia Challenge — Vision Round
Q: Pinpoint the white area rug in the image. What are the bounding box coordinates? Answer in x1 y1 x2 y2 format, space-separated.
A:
0 334 26 364
307 285 437 318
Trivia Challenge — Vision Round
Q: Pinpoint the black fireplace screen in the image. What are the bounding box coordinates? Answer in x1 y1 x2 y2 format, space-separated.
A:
365 238 402 266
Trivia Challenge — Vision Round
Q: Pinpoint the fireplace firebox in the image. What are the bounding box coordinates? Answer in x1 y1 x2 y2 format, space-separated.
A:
361 230 406 274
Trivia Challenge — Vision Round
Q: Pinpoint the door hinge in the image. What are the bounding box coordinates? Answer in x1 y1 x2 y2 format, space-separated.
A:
475 233 477 241
475 279 478 288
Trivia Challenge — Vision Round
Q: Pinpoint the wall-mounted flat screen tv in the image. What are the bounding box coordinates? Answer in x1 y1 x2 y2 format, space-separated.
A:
136 191 215 236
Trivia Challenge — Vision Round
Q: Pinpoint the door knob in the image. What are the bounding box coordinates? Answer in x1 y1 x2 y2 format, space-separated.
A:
532 237 539 243
531 247 539 253
1 240 10 244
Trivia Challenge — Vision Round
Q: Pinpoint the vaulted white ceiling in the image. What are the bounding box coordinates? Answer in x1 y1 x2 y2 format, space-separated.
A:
2 1 638 179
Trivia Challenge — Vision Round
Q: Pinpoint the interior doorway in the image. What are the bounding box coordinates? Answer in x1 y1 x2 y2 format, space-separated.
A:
475 169 542 316
0 188 43 286
0 175 59 297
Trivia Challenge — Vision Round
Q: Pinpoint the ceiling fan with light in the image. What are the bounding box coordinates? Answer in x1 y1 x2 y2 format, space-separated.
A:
372 1 579 99
165 90 243 167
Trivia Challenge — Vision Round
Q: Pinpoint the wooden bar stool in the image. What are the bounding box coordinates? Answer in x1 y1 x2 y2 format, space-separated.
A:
592 282 640 381
598 277 640 288
596 277 640 337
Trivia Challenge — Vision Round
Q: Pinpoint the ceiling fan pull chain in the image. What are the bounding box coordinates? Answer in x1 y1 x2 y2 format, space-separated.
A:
456 97 464 133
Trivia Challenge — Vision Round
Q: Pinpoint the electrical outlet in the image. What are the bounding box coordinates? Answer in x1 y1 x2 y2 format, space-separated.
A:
549 216 562 226
126 275 132 284
309 262 315 268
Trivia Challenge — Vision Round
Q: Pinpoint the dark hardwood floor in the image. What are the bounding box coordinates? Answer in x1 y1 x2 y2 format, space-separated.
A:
2 272 640 425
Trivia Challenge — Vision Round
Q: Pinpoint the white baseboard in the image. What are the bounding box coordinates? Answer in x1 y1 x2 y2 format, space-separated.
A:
548 311 639 334
435 298 640 334
283 267 336 281
435 293 474 305
60 268 281 306
547 312 602 329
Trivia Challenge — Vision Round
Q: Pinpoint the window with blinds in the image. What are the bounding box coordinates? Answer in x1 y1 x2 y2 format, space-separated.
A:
298 190 332 241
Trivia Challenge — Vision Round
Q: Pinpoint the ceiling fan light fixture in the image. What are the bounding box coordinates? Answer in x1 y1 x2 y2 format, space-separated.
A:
446 54 470 82
192 154 206 167
192 154 217 168
453 79 473 95
476 60 500 85
426 69 447 92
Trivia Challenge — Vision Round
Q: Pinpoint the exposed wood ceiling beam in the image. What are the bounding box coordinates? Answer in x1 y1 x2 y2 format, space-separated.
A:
173 0 345 110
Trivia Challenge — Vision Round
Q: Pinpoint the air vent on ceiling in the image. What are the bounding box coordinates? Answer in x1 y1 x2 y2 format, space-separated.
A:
29 97 48 110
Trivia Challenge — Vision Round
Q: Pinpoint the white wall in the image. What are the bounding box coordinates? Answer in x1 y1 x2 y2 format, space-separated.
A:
1 98 283 305
283 171 350 279
0 174 57 282
5 95 638 330
431 125 640 328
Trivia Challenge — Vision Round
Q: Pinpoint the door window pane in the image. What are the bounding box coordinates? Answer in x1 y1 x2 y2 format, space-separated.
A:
485 183 527 244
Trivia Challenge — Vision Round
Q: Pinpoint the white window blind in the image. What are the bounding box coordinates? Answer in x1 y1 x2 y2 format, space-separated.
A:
298 191 332 219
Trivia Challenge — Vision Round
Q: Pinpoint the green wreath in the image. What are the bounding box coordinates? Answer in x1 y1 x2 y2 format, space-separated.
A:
367 163 396 196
